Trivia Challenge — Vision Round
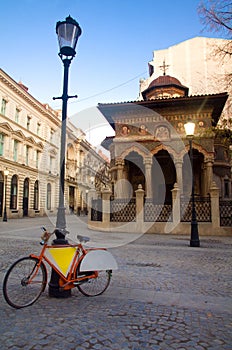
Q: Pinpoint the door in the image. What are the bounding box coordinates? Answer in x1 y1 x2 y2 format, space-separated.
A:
0 172 3 217
69 186 75 213
23 178 29 216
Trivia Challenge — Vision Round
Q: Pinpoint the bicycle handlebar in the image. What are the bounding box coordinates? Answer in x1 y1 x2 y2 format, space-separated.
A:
40 227 53 245
40 228 91 245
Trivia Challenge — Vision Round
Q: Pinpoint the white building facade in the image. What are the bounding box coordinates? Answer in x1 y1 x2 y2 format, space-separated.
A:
140 37 231 121
0 68 108 219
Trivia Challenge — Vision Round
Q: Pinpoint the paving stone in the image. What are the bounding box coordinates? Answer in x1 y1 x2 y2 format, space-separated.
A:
0 218 232 349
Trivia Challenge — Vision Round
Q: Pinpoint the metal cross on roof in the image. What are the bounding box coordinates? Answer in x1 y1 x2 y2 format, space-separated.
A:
159 59 169 76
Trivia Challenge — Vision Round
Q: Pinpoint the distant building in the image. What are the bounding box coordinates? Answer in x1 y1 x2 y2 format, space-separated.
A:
0 68 109 219
139 37 231 122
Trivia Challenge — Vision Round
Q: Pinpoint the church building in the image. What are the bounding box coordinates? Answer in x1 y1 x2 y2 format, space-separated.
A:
88 60 231 235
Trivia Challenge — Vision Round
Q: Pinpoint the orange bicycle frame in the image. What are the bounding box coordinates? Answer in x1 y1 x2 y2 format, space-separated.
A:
30 243 98 290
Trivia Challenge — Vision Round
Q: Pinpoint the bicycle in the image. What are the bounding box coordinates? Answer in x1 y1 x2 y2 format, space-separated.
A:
3 227 118 309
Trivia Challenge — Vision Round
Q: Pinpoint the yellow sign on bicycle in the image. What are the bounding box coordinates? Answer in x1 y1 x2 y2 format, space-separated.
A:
46 247 77 276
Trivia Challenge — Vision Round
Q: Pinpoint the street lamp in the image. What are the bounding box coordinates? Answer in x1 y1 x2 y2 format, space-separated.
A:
184 121 200 247
53 15 82 240
49 16 81 298
3 169 9 222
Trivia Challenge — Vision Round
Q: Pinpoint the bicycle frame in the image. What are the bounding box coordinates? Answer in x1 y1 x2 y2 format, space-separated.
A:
3 230 118 309
30 242 100 291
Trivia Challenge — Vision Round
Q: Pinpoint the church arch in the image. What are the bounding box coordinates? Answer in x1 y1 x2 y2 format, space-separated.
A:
183 148 204 196
152 150 176 204
124 151 145 196
120 143 149 160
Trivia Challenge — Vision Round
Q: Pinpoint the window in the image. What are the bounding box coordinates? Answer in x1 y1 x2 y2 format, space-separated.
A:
50 128 54 143
36 150 40 168
34 180 39 210
49 156 53 172
13 140 18 162
27 115 31 130
15 108 20 123
0 134 4 156
10 175 18 209
1 98 7 115
26 146 29 166
47 183 51 210
37 122 41 135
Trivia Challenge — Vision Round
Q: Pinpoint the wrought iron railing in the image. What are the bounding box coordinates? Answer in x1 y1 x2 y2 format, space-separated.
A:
180 196 211 222
110 198 136 222
144 199 173 222
219 200 232 227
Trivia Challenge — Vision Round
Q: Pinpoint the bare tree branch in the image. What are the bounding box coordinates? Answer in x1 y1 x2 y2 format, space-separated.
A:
198 0 232 36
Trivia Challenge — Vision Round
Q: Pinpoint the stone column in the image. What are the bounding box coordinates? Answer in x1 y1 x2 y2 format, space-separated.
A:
135 184 144 231
174 158 183 194
115 159 124 198
210 181 220 229
171 182 180 225
144 156 152 198
102 186 112 224
204 159 214 196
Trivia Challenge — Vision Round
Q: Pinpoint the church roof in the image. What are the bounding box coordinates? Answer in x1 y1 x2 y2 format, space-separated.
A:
148 75 185 89
98 92 228 129
142 74 189 100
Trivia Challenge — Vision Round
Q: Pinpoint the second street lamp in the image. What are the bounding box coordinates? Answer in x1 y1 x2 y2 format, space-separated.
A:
49 16 82 298
184 121 200 247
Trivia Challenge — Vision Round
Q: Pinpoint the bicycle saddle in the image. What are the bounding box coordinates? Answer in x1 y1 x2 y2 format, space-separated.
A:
77 235 90 243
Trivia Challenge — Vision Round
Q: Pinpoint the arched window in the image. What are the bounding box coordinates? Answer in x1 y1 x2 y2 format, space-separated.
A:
34 180 39 210
10 175 18 209
47 183 51 210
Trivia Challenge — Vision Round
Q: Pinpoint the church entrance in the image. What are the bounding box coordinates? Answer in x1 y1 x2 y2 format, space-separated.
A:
152 150 176 204
125 152 145 197
183 149 204 196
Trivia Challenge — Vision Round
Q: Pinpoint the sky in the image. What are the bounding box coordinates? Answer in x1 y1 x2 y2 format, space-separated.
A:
0 0 226 147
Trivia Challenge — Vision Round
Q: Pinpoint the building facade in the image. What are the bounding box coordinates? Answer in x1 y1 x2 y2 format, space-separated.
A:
0 68 109 219
88 69 231 235
139 37 231 122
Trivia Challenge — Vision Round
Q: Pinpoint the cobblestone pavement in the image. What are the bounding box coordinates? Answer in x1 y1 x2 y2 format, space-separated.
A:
0 217 232 349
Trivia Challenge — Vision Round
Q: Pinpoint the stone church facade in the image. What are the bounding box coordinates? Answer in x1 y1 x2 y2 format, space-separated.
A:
88 68 231 235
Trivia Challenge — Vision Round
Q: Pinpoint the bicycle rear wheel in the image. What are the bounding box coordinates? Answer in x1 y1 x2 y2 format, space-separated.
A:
77 270 111 297
3 257 47 309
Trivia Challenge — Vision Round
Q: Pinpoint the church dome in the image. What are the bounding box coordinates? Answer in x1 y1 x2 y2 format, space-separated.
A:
142 74 189 100
148 75 183 89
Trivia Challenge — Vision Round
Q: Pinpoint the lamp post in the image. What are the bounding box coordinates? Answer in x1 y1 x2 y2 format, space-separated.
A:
184 121 200 247
3 169 9 222
53 15 82 240
49 16 82 298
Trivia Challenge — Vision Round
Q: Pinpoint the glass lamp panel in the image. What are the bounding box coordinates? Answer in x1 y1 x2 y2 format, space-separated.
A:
56 17 81 57
184 121 195 136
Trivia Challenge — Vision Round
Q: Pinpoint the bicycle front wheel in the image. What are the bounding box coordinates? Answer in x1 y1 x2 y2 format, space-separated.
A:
77 270 111 297
3 257 47 309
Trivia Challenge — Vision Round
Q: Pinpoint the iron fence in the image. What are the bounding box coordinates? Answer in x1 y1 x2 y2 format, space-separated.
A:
110 198 136 222
180 196 211 222
144 199 173 222
219 200 232 227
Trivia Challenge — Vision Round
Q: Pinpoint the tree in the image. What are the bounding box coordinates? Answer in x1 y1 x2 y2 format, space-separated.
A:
198 1 232 135
198 0 232 58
